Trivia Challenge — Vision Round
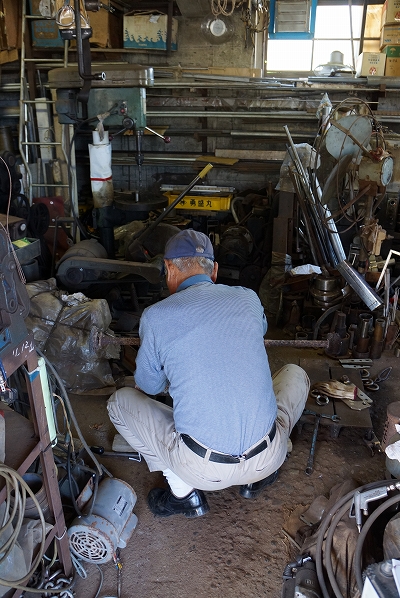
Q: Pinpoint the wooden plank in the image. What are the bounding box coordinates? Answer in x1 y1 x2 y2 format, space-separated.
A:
215 149 286 161
195 156 238 165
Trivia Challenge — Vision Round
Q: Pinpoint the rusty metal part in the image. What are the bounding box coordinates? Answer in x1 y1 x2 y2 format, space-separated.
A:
369 339 384 360
360 368 371 380
89 330 342 354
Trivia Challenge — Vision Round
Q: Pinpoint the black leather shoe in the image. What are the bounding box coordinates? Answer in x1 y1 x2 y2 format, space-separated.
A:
239 470 279 499
147 488 210 518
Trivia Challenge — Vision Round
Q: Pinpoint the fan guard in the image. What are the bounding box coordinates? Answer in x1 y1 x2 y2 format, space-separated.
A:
69 527 111 564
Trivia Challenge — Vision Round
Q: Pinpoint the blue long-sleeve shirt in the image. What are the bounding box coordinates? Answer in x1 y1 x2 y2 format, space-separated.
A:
134 275 277 455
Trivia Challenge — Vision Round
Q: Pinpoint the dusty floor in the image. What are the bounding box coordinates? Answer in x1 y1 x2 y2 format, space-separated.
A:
67 345 399 598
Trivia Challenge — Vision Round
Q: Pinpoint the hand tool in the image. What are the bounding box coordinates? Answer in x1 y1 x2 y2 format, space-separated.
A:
305 414 320 475
90 446 141 461
349 483 400 532
303 409 341 422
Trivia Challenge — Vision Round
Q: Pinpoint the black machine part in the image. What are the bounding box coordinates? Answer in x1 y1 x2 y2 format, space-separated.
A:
282 556 322 598
0 228 31 357
56 239 164 290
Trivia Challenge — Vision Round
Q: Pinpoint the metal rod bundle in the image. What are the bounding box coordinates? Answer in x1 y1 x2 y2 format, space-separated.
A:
283 125 383 311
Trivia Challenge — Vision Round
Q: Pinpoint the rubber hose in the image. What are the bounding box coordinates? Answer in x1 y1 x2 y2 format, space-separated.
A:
325 498 354 598
0 464 46 587
354 492 400 593
315 480 399 598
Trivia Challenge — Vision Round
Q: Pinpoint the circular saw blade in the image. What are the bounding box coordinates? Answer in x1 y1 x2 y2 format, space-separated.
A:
326 115 372 160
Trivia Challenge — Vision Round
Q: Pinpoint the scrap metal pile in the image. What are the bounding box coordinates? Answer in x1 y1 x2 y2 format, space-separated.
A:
275 98 400 360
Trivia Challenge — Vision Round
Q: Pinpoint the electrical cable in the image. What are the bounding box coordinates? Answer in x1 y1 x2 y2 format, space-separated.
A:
36 348 110 481
94 564 104 598
0 155 26 283
0 463 75 594
354 491 400 593
66 442 99 518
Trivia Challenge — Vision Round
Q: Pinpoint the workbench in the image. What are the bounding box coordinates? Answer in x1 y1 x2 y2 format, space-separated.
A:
299 357 373 438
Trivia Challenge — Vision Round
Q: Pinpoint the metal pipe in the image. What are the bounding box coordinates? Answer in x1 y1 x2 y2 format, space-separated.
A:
336 260 383 311
373 318 386 342
147 111 316 119
358 313 373 339
285 135 331 265
320 205 347 263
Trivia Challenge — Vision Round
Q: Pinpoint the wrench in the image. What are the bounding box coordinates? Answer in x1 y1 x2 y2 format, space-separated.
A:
303 409 341 422
305 414 320 475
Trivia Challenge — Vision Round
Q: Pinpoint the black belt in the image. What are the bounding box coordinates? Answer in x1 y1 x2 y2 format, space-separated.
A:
180 422 276 464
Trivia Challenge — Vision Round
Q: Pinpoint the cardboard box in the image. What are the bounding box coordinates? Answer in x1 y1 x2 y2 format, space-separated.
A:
0 0 21 50
384 45 400 75
381 0 400 27
123 12 178 50
89 10 122 48
355 52 386 77
380 23 400 48
29 0 63 47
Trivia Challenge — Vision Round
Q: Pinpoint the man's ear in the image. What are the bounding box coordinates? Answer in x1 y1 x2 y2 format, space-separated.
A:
211 261 218 283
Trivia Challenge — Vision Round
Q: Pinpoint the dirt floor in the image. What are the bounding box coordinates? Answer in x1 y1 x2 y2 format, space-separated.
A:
66 344 400 598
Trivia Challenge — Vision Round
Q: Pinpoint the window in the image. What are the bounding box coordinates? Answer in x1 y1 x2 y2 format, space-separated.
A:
266 3 381 73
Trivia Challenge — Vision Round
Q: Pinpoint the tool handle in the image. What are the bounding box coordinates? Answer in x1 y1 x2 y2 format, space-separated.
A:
197 163 213 178
90 445 105 455
132 164 214 243
305 415 320 476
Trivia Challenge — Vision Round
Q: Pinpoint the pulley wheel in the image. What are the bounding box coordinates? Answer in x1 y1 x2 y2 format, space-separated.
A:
29 202 50 236
10 194 30 224
114 193 167 213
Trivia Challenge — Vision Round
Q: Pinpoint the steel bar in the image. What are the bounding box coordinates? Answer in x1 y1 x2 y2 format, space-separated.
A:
283 134 334 265
90 330 340 352
289 168 323 266
285 140 330 265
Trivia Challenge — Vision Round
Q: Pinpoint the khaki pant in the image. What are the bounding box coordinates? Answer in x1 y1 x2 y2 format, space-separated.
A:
107 364 310 491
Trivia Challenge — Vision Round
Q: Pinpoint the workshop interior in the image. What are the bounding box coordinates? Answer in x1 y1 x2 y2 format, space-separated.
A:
3 0 400 597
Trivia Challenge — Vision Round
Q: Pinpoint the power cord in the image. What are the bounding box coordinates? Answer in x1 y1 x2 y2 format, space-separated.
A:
0 463 74 594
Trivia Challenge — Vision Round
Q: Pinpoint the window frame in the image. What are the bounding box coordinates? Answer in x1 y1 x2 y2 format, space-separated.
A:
265 0 383 74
